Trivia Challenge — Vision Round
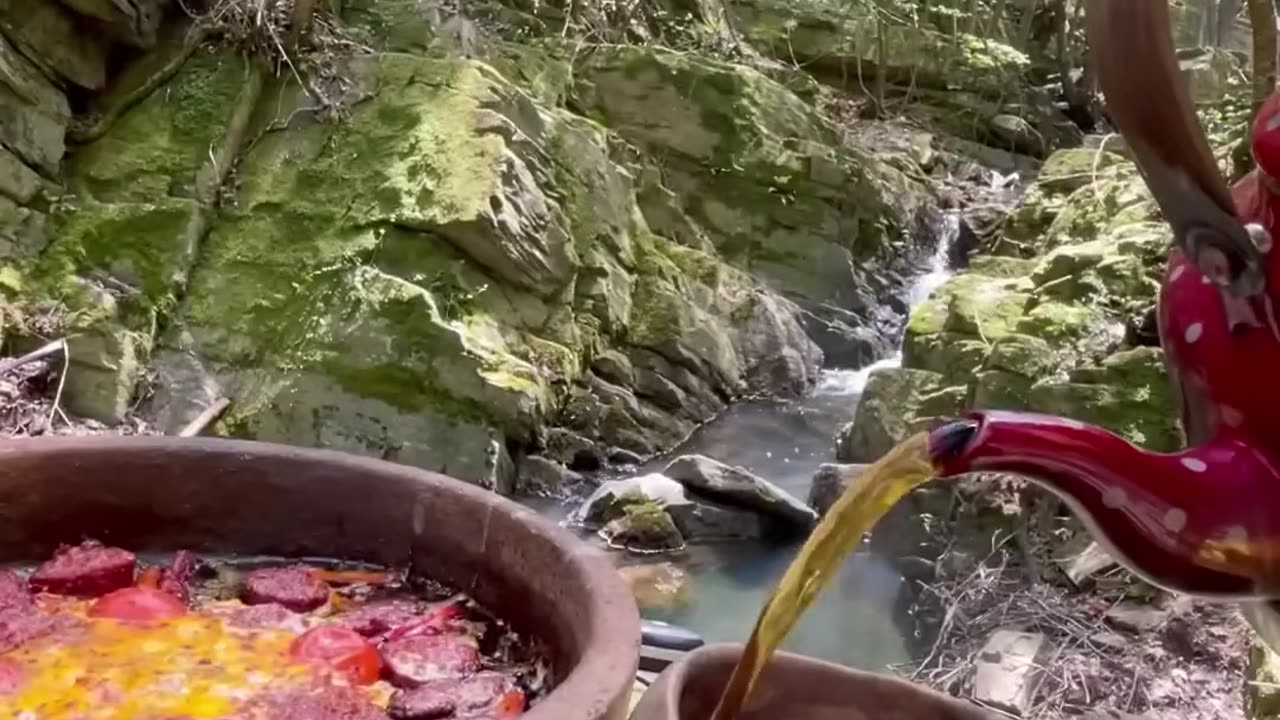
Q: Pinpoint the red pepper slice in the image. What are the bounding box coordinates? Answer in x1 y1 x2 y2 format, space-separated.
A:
383 602 465 643
88 586 187 623
307 568 395 586
288 625 382 685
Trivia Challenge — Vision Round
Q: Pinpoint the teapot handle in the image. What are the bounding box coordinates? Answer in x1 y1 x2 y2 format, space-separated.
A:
1085 0 1266 299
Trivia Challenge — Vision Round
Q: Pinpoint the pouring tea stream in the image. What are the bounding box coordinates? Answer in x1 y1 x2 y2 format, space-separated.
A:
705 0 1280 716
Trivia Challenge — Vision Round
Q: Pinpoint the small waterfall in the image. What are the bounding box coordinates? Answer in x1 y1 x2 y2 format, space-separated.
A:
814 211 960 397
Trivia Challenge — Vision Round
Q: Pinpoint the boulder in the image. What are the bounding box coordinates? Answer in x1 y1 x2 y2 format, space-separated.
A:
1178 47 1239 104
837 368 966 463
0 0 109 89
663 454 817 529
602 504 685 554
972 630 1049 716
1028 347 1180 452
574 473 772 542
543 427 605 470
731 0 1028 98
807 463 867 517
734 291 822 398
516 455 584 497
574 474 692 528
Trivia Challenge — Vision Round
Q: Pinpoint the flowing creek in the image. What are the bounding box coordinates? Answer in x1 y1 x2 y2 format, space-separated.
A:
527 214 958 670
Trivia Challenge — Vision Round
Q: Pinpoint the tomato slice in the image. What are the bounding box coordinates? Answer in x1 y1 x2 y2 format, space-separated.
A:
494 688 526 717
288 625 382 685
88 587 187 623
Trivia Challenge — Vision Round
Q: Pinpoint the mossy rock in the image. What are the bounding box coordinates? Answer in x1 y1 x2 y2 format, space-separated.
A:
965 255 1039 278
603 503 686 553
1016 301 1102 343
1027 347 1180 451
732 0 1028 97
983 334 1058 378
163 56 587 472
837 368 964 463
902 331 988 379
971 370 1033 411
67 51 247 203
1036 147 1128 195
941 276 1030 339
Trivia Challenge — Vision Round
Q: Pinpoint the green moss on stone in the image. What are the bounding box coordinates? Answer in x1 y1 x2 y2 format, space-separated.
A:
68 53 246 203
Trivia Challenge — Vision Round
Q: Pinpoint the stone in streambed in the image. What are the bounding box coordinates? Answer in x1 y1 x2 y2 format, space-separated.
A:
515 455 584 497
1106 600 1170 633
806 463 868 517
602 504 685 554
573 474 770 542
663 454 817 529
972 629 1049 716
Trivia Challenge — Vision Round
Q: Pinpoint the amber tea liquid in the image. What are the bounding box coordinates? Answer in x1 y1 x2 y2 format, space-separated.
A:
709 433 936 720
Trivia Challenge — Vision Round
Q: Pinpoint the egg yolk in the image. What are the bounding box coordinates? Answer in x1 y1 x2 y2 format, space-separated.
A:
0 598 389 718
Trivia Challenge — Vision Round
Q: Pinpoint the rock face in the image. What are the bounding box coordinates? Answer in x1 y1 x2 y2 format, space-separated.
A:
0 5 960 491
663 454 817 529
840 145 1181 462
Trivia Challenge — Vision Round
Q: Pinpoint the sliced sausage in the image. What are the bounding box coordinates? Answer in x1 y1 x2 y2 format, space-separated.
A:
381 634 481 687
223 602 306 631
28 541 136 597
0 571 33 615
334 599 421 638
240 567 330 613
388 672 518 719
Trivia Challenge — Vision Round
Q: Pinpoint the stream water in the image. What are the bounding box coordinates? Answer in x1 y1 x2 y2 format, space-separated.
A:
531 214 958 671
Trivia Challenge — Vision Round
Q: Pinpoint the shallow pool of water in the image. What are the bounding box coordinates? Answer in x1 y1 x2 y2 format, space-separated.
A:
527 212 961 671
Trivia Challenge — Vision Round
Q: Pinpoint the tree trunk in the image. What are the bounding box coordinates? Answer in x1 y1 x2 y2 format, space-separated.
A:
1018 0 1039 51
1218 0 1244 47
1053 0 1076 108
962 0 979 35
1246 0 1277 105
289 0 318 50
1202 0 1219 46
990 0 1010 39
1229 0 1278 180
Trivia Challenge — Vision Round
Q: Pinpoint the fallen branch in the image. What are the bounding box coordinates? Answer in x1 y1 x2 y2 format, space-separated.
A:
0 339 67 376
178 398 231 437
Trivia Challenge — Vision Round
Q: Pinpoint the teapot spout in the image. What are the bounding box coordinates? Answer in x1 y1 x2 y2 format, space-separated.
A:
927 410 1280 599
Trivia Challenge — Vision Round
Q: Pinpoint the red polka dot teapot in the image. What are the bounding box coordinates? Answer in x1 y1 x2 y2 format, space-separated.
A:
928 0 1280 642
